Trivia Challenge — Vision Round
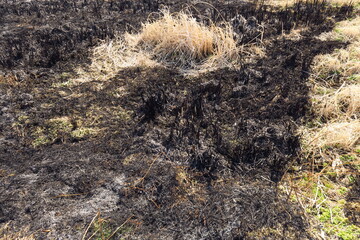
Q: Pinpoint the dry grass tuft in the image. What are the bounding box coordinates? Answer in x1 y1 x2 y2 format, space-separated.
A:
295 15 360 197
0 223 35 240
313 41 360 82
309 17 360 152
316 84 360 119
318 16 360 42
335 16 360 42
75 10 239 83
267 0 358 7
74 38 158 83
268 0 297 6
307 120 360 150
313 17 360 88
133 10 238 69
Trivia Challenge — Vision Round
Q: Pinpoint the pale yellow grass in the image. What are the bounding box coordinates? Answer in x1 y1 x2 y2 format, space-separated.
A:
75 38 157 83
312 17 360 122
308 120 360 150
133 11 238 67
309 17 360 83
267 0 296 6
313 41 360 81
318 16 360 42
328 0 359 4
316 84 360 119
335 16 360 42
0 223 34 240
75 10 239 83
310 41 360 153
302 7 360 154
268 0 358 7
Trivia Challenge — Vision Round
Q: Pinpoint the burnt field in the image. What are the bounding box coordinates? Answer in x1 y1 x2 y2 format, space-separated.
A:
0 0 356 239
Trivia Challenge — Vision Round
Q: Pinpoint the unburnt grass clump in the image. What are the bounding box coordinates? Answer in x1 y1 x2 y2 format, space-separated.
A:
315 16 360 82
310 16 360 149
133 10 238 68
303 120 360 150
268 0 357 7
316 84 360 119
75 9 239 82
0 223 34 240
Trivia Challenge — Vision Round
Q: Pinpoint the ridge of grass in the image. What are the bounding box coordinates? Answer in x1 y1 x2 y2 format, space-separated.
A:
281 11 360 240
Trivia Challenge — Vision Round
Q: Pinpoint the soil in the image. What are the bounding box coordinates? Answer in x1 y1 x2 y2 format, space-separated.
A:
0 0 356 239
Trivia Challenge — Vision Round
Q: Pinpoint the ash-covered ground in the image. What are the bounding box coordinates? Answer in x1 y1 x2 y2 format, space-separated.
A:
0 0 354 239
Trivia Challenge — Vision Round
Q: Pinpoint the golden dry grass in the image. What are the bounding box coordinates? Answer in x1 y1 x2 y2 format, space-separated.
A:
311 16 360 130
305 120 360 150
267 0 296 6
268 0 359 7
75 38 157 83
335 16 360 41
0 223 35 240
133 10 238 68
313 41 360 82
315 84 360 119
285 10 360 239
75 10 239 83
315 17 360 82
318 16 360 42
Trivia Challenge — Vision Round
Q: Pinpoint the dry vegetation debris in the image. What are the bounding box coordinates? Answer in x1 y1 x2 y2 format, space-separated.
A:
316 84 360 119
307 15 360 151
0 0 359 239
269 0 359 7
282 8 360 240
76 9 240 83
0 223 34 240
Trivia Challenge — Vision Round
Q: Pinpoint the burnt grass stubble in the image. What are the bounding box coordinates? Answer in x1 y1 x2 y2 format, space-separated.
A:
0 0 355 239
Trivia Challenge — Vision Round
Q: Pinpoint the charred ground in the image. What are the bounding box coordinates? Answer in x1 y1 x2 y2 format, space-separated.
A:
0 0 356 239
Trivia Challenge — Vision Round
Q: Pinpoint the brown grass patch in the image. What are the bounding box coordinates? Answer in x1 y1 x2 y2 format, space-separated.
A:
0 223 35 240
315 84 360 119
304 120 360 150
335 16 360 42
283 8 360 239
268 0 358 7
312 41 360 82
75 10 239 83
133 10 238 68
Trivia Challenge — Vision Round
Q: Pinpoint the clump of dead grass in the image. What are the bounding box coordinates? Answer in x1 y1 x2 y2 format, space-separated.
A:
306 120 360 150
308 16 360 152
0 223 34 240
315 83 360 119
75 9 239 83
75 38 158 83
314 16 360 81
310 16 360 148
313 41 360 82
318 16 360 42
335 16 360 42
132 11 238 68
268 0 358 7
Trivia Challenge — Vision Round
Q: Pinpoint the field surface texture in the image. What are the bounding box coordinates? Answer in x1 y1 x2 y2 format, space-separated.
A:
0 0 358 239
